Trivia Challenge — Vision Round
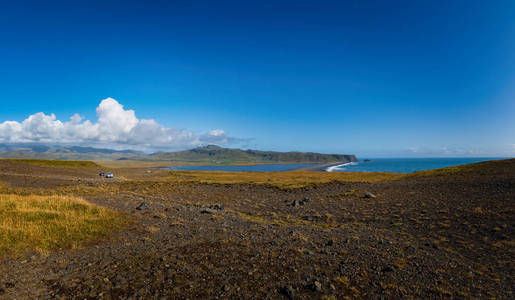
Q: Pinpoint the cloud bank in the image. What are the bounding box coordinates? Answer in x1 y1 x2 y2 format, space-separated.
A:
0 98 233 151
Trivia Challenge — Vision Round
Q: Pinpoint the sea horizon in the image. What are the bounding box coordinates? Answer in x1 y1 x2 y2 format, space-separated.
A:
326 157 507 173
160 157 510 173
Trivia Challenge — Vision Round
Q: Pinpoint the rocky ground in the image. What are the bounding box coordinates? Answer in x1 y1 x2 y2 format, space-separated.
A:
0 159 513 299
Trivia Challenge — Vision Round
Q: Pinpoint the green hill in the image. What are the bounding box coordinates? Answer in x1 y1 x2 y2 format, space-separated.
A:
148 145 357 163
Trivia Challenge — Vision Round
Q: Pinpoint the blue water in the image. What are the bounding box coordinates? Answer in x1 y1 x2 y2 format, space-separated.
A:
165 163 317 172
163 158 503 173
327 157 501 173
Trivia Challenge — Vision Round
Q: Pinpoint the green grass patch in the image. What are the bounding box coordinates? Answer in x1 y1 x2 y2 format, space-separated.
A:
0 194 127 256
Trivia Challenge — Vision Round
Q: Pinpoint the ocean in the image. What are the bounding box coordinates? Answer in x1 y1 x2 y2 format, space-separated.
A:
164 158 503 173
327 157 502 173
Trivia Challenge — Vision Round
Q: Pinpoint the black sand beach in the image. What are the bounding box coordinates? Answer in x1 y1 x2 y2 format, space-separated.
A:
295 161 347 171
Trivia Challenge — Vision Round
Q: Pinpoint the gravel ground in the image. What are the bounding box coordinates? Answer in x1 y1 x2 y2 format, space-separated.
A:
0 159 513 299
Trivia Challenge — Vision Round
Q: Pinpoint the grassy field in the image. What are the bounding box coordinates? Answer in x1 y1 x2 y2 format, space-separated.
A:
0 158 502 256
0 194 127 256
94 160 322 168
2 159 101 168
166 170 406 189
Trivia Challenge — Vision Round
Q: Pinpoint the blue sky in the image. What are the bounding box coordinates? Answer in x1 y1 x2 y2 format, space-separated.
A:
0 0 514 156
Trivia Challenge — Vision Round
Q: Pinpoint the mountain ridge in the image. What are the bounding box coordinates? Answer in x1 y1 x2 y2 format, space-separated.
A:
0 144 144 160
0 144 357 163
149 145 357 163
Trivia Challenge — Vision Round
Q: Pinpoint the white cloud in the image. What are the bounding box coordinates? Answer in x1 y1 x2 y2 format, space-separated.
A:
0 98 232 151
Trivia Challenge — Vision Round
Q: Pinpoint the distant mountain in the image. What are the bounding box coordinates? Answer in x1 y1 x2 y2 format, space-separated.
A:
149 145 357 163
0 144 144 160
0 144 357 163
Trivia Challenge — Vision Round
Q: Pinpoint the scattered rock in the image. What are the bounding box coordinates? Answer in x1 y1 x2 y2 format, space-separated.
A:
293 198 311 207
381 265 395 272
279 285 294 299
201 208 217 214
311 281 322 292
136 202 149 210
364 192 376 198
4 282 14 289
209 204 224 210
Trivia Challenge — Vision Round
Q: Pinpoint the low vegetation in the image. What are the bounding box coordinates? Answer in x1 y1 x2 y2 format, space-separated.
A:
0 194 126 256
167 170 405 189
409 159 504 177
2 159 101 168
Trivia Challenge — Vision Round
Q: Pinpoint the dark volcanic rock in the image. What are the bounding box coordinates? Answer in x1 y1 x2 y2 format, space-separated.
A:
209 204 224 210
382 265 395 272
279 285 294 299
293 198 311 207
135 202 149 210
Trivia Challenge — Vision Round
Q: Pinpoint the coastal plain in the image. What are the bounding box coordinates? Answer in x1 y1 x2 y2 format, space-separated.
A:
0 158 513 299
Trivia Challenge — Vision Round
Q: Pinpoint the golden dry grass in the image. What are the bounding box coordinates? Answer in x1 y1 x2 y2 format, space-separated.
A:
2 159 101 168
0 194 127 256
409 159 508 177
93 160 172 168
409 164 473 177
167 170 405 189
95 160 285 168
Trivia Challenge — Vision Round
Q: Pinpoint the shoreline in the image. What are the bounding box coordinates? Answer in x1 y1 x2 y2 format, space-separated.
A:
294 161 355 172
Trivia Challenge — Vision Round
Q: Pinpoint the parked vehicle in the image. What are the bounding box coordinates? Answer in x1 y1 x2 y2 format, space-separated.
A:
105 172 114 178
99 172 105 177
